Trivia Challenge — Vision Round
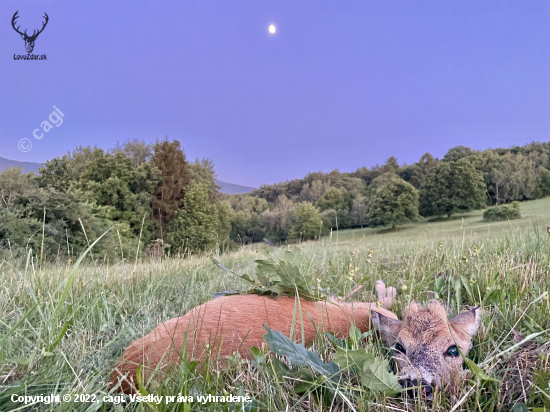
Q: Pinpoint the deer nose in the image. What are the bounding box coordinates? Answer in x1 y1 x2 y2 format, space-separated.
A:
401 379 434 400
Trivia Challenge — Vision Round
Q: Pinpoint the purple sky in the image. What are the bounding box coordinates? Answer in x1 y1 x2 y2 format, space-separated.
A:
1 1 549 187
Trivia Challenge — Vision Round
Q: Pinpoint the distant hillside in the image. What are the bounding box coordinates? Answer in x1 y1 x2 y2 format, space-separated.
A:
0 156 255 194
215 180 256 194
0 157 43 174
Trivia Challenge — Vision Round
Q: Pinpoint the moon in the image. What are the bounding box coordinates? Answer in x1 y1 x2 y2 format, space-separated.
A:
268 24 276 34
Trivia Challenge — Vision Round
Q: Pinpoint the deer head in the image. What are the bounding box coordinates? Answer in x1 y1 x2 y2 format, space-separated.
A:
372 300 481 399
12 11 49 53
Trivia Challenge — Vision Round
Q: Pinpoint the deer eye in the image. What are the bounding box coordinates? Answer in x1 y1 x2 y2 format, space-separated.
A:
447 345 459 357
394 342 406 355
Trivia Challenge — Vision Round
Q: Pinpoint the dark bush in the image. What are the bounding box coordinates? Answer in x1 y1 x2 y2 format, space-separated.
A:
483 202 521 222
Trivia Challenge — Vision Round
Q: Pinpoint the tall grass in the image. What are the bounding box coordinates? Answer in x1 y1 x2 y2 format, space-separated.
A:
1 221 549 411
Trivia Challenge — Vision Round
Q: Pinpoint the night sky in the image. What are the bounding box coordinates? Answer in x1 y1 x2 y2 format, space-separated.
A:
1 1 549 187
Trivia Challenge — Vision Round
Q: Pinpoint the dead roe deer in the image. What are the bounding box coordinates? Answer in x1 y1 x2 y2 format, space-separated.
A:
111 281 481 397
110 280 397 393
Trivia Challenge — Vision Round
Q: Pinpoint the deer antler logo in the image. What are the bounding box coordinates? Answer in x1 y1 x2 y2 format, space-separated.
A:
11 11 49 54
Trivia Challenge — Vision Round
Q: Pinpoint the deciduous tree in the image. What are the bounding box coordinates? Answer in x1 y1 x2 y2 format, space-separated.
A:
288 202 324 241
419 159 485 217
167 181 221 253
366 174 419 230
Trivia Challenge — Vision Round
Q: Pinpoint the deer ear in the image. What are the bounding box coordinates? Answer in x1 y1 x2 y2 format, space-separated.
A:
371 310 402 346
449 306 482 341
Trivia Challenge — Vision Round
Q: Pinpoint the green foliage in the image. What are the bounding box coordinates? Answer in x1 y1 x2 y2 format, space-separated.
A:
315 187 344 212
4 139 550 262
216 200 233 243
538 166 550 197
351 196 367 227
78 149 162 239
110 138 152 168
333 176 365 193
404 153 439 189
419 159 486 217
151 138 192 234
260 195 295 242
189 158 220 199
167 181 225 252
230 209 266 244
37 146 97 191
37 156 72 192
264 326 402 395
366 173 420 229
483 202 521 222
359 356 402 393
213 247 325 301
240 142 550 244
428 146 545 206
288 202 324 241
263 326 340 377
487 153 540 204
4 139 250 261
443 145 475 162
0 167 138 260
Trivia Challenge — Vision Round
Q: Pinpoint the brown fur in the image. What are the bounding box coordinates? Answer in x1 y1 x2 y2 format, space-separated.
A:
111 288 397 393
372 300 481 389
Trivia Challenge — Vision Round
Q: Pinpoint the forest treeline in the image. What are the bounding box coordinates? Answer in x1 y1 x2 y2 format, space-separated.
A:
1 140 549 260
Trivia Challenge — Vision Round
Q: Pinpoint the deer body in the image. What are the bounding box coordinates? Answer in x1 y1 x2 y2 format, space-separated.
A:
111 287 397 393
111 281 481 398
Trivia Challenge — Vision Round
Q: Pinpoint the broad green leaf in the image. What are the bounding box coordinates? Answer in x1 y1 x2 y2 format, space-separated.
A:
434 275 445 292
333 348 375 373
360 357 402 393
136 364 150 396
278 261 305 287
214 248 326 301
282 248 303 266
349 324 372 347
241 273 257 283
255 257 278 278
325 332 351 350
250 346 267 367
263 326 340 378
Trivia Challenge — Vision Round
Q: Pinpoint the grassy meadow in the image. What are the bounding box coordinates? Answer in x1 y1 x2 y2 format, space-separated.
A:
1 198 550 411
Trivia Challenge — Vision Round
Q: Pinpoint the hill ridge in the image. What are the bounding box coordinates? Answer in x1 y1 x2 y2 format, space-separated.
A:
0 156 255 194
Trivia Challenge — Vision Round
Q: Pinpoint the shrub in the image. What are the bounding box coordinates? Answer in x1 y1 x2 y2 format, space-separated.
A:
483 202 521 222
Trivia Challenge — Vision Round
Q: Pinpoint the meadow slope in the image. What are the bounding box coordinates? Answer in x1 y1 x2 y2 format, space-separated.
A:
1 199 550 411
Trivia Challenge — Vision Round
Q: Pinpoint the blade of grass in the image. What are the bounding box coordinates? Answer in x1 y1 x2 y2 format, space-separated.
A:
54 228 111 319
